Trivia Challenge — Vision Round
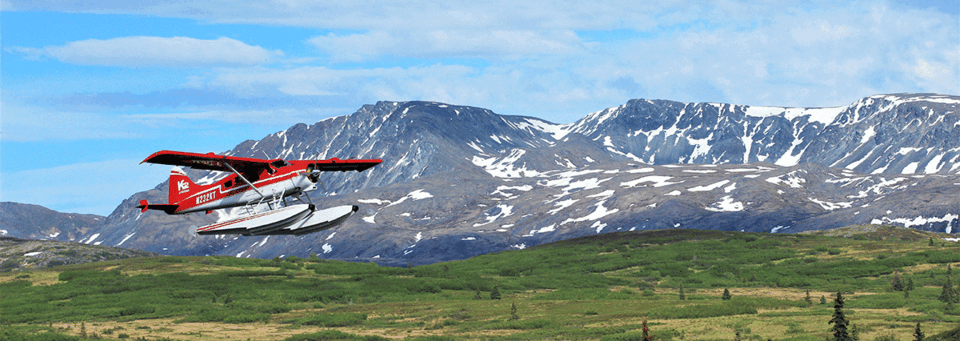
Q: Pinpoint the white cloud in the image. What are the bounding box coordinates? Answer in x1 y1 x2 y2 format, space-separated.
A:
308 30 585 62
16 36 282 67
0 99 329 142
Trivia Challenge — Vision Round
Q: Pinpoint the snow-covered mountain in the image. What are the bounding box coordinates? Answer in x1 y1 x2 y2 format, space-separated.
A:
7 93 958 265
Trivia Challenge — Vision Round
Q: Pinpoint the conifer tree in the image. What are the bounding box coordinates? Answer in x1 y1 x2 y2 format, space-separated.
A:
829 291 851 341
929 237 934 246
722 288 732 300
906 277 915 291
679 283 686 300
940 277 956 305
474 288 483 300
821 295 827 305
491 285 501 300
949 264 954 276
913 322 924 341
805 290 813 306
510 302 519 320
891 272 904 291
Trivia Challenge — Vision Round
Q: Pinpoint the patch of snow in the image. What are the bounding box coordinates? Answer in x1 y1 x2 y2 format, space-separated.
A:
561 201 619 225
358 199 388 205
724 182 737 193
117 233 136 246
537 225 556 234
82 233 101 244
592 221 607 234
322 243 333 254
683 169 717 174
257 236 270 247
871 214 959 230
705 196 745 212
549 199 579 214
409 190 433 200
688 180 730 192
523 118 571 140
387 190 434 207
461 237 477 241
621 175 681 188
587 189 616 199
924 154 945 173
363 214 376 224
809 198 852 210
415 232 423 243
666 190 682 196
770 226 789 233
897 147 922 155
860 125 876 144
236 251 246 258
766 173 805 188
902 162 920 174
326 232 337 240
627 167 656 173
24 252 43 257
511 243 527 250
475 204 514 226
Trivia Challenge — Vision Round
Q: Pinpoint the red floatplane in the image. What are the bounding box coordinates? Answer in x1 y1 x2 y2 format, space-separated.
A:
136 150 382 236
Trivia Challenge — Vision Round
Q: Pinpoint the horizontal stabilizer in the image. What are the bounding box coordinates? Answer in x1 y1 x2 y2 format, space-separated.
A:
137 200 179 214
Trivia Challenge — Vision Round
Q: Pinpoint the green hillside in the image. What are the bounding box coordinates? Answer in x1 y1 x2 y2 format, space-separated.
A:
2 226 959 340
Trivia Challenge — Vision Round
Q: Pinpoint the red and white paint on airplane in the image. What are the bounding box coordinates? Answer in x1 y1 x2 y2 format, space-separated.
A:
137 150 382 236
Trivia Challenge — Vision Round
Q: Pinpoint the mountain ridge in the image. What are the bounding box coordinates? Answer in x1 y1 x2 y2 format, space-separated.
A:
2 93 957 265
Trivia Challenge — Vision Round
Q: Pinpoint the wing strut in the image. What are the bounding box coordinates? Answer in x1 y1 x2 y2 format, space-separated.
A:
221 162 266 199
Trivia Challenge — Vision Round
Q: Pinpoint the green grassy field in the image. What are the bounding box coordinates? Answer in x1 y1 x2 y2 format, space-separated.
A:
2 227 959 340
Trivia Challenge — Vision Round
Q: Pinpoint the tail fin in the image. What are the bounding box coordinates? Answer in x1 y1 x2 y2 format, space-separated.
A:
168 167 197 205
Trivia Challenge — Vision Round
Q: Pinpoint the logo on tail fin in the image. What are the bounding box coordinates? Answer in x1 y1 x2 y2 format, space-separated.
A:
178 180 190 194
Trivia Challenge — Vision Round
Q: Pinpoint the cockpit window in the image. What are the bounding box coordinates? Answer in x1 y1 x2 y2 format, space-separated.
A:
270 160 290 168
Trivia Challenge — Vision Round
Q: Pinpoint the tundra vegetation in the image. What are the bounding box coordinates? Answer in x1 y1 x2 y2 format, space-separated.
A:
1 227 959 340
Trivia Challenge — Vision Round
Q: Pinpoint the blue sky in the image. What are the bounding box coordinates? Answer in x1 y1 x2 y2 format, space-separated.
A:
1 0 958 215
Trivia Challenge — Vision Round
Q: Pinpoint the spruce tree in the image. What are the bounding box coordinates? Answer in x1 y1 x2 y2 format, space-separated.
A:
722 288 732 300
805 290 813 306
906 277 915 291
679 283 685 300
821 295 827 305
829 291 851 341
940 277 956 304
891 272 904 291
491 285 501 300
929 237 934 246
913 322 924 341
510 302 519 320
474 288 483 300
949 264 953 276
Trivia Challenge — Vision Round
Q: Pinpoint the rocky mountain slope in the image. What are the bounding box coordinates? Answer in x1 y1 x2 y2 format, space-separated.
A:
0 202 105 242
0 236 157 272
4 94 958 265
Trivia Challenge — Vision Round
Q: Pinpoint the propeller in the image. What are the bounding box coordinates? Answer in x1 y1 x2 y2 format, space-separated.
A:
304 163 327 191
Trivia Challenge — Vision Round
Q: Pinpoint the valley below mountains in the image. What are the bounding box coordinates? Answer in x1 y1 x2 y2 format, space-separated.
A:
2 93 958 265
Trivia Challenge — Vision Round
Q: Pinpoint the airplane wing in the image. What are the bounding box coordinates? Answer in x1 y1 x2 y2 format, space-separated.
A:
307 158 382 172
142 150 382 175
141 150 274 176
